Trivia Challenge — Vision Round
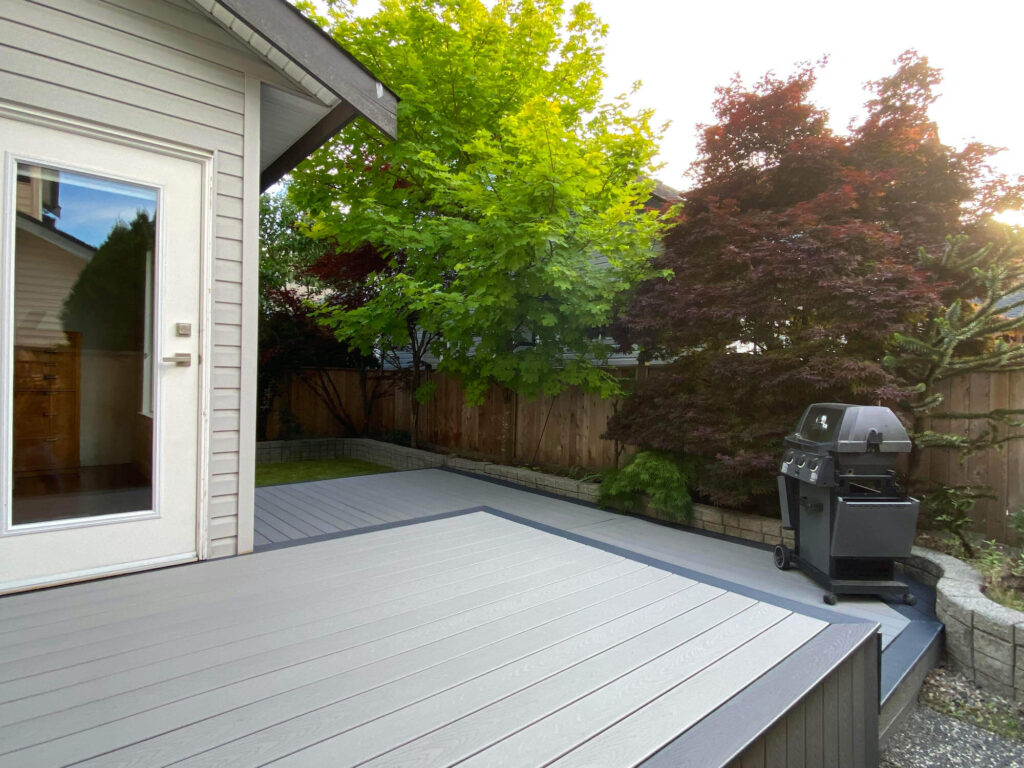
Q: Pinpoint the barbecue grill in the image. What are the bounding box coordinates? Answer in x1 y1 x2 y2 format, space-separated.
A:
774 403 919 605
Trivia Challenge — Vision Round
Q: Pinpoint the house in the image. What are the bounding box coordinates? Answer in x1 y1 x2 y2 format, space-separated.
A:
0 0 397 594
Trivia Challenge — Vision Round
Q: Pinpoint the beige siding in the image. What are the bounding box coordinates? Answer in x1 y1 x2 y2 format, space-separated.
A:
0 0 291 558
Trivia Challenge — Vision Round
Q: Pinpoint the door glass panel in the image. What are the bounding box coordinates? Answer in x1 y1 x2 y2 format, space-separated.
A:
11 163 157 525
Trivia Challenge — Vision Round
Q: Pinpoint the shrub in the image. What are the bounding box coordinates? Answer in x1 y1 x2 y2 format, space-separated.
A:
923 484 994 558
598 451 698 523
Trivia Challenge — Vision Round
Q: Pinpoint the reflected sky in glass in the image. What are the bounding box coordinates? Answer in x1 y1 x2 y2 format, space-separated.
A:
52 171 157 248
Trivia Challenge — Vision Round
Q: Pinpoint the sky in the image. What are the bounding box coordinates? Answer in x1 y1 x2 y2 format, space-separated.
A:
345 0 1024 201
55 171 157 248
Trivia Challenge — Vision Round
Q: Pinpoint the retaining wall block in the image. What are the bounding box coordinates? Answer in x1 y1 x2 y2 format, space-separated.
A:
974 630 1015 668
942 615 973 659
973 601 1021 643
694 506 723 526
738 516 764 534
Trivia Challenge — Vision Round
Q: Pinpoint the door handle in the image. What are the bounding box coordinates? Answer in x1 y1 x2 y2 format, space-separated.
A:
162 353 192 367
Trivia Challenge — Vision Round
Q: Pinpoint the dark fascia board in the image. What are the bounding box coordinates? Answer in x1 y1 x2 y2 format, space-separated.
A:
260 101 357 191
212 0 398 139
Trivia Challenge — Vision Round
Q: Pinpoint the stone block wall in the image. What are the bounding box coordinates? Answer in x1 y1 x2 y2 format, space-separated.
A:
899 547 1024 701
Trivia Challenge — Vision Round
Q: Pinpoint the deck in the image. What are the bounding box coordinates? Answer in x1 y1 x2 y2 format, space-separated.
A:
0 470 897 766
256 469 932 651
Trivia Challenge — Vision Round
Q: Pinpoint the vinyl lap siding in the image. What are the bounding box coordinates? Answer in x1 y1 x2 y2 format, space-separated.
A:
0 0 274 558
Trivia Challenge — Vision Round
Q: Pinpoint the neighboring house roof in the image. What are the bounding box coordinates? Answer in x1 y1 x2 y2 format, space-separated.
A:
646 179 681 210
15 212 96 263
189 0 399 190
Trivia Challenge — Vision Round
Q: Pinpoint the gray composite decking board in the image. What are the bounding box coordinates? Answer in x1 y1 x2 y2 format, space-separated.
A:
0 541 627 723
256 490 361 534
0 528 566 688
5 559 664 766
250 501 324 540
258 484 380 529
270 482 397 526
0 512 498 622
0 554 635 721
0 516 540 647
0 518 547 645
0 513 503 631
575 515 906 648
0 528 554 684
253 471 909 649
413 603 803 768
319 470 621 531
216 589 757 768
253 493 337 535
547 614 826 768
0 549 635 757
101 573 704 768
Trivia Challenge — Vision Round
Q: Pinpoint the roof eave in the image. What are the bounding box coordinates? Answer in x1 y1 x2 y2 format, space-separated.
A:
204 0 398 140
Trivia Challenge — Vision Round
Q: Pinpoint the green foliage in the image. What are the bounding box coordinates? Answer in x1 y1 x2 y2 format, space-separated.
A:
598 451 698 522
61 212 153 351
885 234 1024 467
289 0 665 406
923 484 995 558
259 191 327 309
1008 507 1024 540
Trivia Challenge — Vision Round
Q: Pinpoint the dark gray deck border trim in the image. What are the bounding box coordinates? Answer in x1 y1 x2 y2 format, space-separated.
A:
880 617 943 703
211 0 398 137
439 467 774 552
253 507 485 552
641 624 880 768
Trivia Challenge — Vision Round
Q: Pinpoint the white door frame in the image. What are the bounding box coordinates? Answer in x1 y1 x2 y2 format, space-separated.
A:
0 101 214 577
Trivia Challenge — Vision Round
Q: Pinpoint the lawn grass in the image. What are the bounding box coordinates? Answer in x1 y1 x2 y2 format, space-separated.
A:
255 457 392 487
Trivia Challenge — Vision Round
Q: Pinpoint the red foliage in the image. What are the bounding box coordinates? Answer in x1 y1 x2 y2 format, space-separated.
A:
608 52 1023 508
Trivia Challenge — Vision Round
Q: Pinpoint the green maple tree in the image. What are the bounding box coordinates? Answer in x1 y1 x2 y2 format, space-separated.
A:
289 0 664 455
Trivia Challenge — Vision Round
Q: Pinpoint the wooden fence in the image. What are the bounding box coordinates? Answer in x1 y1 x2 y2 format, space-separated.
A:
917 372 1024 543
265 368 629 471
267 367 1024 543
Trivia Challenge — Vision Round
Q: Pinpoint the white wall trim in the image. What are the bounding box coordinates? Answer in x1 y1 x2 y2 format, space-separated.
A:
195 152 216 561
235 75 261 556
0 102 213 164
0 552 197 595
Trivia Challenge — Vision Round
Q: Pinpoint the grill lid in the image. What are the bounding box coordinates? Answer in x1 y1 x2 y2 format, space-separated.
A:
793 403 912 453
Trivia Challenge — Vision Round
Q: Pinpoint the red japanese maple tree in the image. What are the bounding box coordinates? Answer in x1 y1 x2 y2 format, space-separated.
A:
607 52 1021 508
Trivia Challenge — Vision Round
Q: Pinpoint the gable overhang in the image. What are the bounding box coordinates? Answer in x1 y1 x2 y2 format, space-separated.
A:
189 0 398 191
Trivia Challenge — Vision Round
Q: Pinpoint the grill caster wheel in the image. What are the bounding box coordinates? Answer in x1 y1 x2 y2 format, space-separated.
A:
823 593 838 606
903 592 918 606
773 544 792 571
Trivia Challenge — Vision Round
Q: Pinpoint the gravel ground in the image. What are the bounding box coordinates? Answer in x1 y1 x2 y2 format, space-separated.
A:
882 706 1024 767
882 666 1024 768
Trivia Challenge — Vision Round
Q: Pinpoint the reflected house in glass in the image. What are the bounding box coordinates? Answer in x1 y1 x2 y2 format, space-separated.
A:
0 0 397 594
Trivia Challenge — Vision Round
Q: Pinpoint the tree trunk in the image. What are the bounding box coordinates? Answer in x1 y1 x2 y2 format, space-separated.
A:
410 350 421 450
500 386 516 464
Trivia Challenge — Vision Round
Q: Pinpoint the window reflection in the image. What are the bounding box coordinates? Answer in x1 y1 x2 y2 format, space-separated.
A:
12 164 157 525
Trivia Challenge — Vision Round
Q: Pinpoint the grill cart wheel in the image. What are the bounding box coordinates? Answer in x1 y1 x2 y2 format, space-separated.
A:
903 592 917 606
773 544 792 571
823 593 838 606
